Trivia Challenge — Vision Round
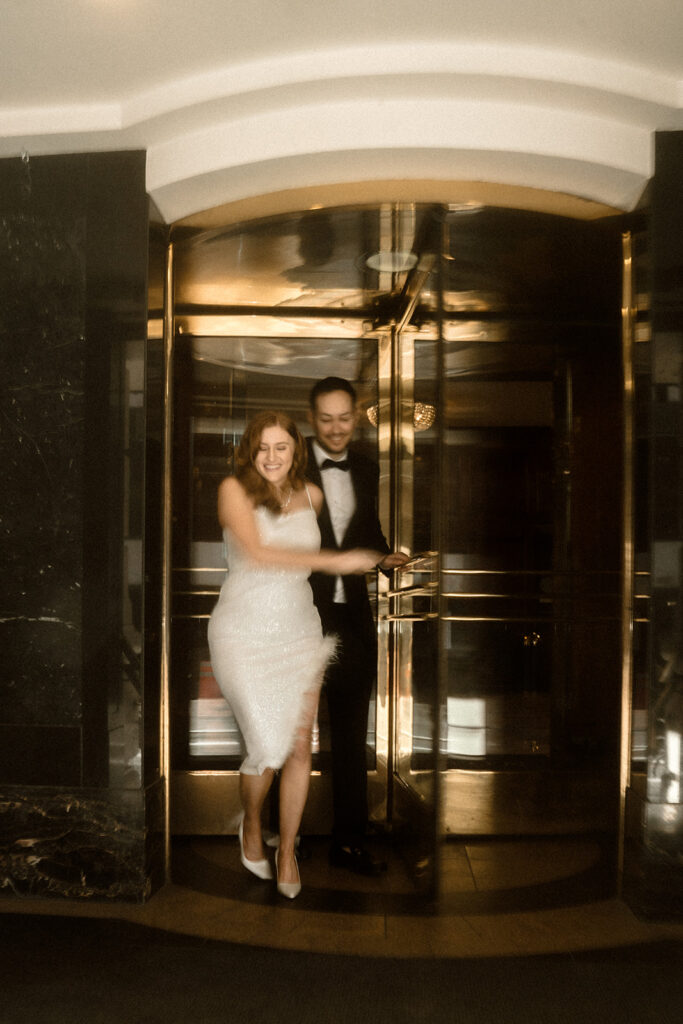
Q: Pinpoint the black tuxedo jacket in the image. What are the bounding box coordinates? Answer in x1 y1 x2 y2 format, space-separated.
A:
305 437 389 631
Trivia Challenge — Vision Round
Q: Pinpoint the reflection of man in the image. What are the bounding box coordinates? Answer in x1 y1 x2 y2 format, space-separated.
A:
306 377 409 875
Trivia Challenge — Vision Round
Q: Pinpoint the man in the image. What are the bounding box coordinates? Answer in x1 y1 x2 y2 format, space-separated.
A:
306 377 409 876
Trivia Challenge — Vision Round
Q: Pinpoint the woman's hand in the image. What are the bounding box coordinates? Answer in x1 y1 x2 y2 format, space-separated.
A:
333 549 384 575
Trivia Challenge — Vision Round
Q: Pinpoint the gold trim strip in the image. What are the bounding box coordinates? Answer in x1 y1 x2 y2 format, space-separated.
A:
385 584 438 598
173 590 221 597
441 615 622 623
617 231 636 892
441 568 621 576
173 567 225 573
375 328 393 822
442 592 620 600
381 613 439 622
160 241 175 884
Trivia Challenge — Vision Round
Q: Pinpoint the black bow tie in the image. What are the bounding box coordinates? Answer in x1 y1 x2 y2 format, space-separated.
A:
321 458 349 471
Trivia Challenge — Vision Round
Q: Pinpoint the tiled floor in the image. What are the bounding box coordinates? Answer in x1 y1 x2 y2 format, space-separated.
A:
3 835 683 958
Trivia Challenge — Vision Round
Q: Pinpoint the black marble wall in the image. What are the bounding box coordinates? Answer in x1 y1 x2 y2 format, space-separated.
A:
0 152 164 900
624 131 683 918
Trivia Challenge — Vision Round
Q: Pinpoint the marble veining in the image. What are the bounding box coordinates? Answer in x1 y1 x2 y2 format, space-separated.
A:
0 152 157 902
0 789 153 902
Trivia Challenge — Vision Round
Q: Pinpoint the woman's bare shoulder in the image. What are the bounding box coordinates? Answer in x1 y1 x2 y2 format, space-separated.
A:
305 480 324 513
218 475 249 505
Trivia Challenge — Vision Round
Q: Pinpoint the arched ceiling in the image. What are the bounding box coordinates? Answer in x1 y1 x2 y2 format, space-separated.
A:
2 0 682 222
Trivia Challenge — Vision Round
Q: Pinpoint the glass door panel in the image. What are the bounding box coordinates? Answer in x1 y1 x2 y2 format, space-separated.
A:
169 332 386 833
384 305 444 895
440 336 623 835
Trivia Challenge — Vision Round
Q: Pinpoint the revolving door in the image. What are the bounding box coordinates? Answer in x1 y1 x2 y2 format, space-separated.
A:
166 202 627 898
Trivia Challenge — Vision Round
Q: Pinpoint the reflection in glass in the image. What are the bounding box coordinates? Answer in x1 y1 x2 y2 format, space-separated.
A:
440 332 623 774
173 208 383 311
109 338 145 789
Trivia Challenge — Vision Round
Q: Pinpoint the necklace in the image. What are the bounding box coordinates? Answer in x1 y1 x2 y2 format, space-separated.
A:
277 486 293 511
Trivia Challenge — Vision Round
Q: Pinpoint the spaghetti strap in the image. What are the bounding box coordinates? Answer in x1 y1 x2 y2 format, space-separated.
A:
304 483 314 511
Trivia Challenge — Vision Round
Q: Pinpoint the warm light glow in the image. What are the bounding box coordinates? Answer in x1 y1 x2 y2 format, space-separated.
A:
366 251 418 273
665 728 681 804
413 402 436 431
366 401 435 431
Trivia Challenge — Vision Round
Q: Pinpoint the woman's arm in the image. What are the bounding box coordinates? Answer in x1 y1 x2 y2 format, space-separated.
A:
218 477 379 575
306 481 324 516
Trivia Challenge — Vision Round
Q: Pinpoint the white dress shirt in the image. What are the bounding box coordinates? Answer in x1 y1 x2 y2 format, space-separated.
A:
312 440 356 603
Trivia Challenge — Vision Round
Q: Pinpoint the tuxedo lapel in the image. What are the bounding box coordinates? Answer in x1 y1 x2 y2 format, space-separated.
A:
307 438 337 549
345 449 382 545
318 495 337 549
341 455 365 547
306 440 322 487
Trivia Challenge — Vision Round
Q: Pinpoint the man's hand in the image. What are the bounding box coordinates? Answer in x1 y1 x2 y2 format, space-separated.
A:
377 552 411 570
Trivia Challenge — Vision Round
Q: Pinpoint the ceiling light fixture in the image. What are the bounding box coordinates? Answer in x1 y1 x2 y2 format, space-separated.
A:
365 251 418 273
366 402 435 431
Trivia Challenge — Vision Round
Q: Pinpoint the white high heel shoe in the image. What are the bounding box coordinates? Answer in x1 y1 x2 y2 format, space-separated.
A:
275 848 301 900
238 819 273 880
264 831 300 850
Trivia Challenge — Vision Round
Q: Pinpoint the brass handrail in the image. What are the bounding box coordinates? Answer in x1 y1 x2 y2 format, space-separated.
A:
440 567 624 576
380 612 439 622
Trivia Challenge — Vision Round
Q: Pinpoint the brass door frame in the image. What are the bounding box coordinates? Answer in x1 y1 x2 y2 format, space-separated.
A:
162 207 633 861
378 251 444 895
161 242 174 874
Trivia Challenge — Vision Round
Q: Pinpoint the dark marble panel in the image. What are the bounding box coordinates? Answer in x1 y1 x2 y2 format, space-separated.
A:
0 150 152 781
0 725 81 787
144 776 166 894
0 156 87 732
0 785 154 901
0 620 81 726
652 132 683 312
0 152 163 900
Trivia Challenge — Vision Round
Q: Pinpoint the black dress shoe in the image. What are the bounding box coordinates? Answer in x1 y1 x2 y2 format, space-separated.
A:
295 838 312 862
329 843 388 877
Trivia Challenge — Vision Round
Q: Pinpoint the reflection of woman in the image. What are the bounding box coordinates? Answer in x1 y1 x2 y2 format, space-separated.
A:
208 411 380 899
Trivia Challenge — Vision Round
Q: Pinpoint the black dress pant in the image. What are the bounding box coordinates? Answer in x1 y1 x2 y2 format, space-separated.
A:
321 602 377 846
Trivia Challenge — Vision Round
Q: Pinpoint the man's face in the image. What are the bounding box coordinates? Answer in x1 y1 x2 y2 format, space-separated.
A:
309 389 358 456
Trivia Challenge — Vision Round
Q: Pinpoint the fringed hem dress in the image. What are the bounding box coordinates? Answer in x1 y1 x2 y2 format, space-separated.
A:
207 491 335 776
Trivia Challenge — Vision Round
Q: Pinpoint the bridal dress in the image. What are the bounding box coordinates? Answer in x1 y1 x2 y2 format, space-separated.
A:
208 491 334 775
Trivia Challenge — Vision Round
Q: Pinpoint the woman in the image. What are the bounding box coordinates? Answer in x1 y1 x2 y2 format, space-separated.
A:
208 411 381 899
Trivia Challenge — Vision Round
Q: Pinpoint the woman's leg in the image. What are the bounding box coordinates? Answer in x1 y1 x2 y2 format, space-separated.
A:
277 688 319 883
240 769 274 861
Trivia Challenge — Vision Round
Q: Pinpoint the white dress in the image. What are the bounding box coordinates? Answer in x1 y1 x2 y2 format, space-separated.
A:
207 490 335 776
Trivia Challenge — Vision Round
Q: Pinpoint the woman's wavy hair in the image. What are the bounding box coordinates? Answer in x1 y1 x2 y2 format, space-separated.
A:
234 410 308 512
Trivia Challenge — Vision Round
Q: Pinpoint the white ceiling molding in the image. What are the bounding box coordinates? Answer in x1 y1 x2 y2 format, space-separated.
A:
117 43 683 129
2 42 680 141
144 95 652 220
151 148 648 226
2 6 682 220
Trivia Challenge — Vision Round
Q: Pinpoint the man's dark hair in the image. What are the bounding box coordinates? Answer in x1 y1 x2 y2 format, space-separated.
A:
309 376 357 409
